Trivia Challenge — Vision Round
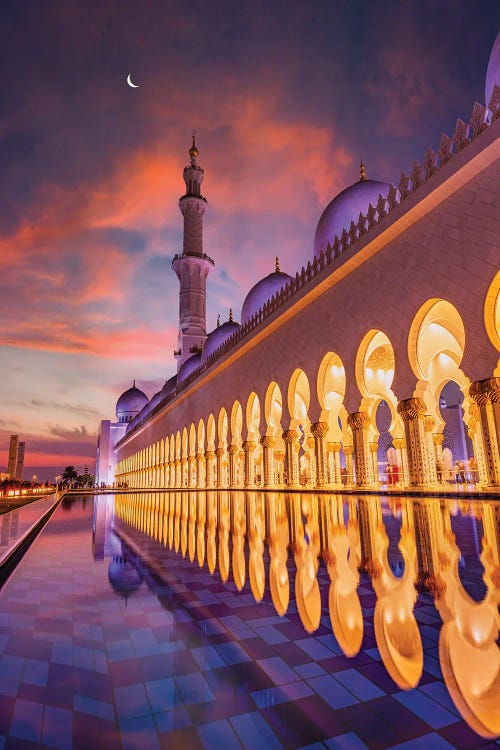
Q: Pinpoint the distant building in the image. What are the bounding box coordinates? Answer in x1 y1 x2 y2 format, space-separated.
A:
15 442 25 481
7 435 19 478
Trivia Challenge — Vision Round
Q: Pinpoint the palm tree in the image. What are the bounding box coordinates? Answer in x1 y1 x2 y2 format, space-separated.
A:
61 466 78 485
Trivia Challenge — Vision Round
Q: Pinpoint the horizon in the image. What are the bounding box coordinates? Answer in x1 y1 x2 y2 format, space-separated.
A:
1 1 499 481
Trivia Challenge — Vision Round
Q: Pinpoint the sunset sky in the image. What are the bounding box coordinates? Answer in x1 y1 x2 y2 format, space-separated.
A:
1 1 499 481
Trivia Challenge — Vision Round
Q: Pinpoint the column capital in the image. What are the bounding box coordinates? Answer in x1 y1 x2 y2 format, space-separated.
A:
215 447 224 457
469 376 500 405
310 421 328 438
282 429 298 444
273 450 285 461
196 452 206 462
343 445 354 456
397 397 426 421
432 433 444 446
393 437 406 449
424 415 435 432
228 444 239 455
242 440 256 452
260 435 275 449
347 411 370 430
327 441 341 452
205 450 215 459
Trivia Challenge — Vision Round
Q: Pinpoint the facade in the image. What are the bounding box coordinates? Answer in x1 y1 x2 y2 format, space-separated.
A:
100 39 500 494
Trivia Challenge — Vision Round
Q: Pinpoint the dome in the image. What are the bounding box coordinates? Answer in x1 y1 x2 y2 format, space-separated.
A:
178 352 202 382
116 381 149 423
108 555 143 598
162 375 177 398
313 176 390 258
201 319 240 363
485 30 500 108
241 267 292 326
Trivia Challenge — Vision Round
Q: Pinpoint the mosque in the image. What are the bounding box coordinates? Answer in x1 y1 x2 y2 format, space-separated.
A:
96 33 500 492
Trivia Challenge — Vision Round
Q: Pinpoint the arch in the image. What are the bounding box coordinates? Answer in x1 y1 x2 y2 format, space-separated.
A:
246 392 261 439
206 413 216 450
356 329 396 402
484 270 500 366
218 407 229 447
197 418 206 454
265 381 283 436
230 401 243 444
287 368 310 427
189 423 196 457
408 299 465 385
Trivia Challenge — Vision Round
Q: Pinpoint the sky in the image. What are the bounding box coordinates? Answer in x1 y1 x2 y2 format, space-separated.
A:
0 1 499 481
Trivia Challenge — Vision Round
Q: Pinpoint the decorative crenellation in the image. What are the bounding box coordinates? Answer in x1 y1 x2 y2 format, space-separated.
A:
121 88 500 437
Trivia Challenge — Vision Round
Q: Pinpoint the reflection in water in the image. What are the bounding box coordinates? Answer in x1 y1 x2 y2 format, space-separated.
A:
107 490 500 739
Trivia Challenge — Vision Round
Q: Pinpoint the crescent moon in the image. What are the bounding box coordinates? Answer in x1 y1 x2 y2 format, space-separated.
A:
127 74 139 88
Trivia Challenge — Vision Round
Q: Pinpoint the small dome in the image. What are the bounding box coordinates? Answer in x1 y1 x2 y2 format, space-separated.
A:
201 320 240 363
485 30 500 108
241 260 292 326
313 177 390 258
178 352 202 382
162 375 177 397
116 382 148 423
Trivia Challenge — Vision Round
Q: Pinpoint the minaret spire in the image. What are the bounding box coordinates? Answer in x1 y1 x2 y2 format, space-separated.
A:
172 134 215 370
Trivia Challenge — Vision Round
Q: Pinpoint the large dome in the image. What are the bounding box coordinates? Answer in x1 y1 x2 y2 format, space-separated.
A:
116 382 149 423
313 177 390 258
201 319 240 363
485 30 500 108
241 267 292 325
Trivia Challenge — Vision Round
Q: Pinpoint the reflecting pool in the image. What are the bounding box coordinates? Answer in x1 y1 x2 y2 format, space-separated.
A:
0 491 498 749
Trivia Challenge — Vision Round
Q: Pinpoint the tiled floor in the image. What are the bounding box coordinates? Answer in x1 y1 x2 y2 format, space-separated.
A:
0 494 497 749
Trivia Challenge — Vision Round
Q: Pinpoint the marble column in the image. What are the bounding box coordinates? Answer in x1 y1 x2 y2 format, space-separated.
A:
397 398 434 486
310 422 328 487
216 447 225 488
205 450 216 488
260 436 275 487
327 442 342 486
243 441 256 487
228 444 239 487
424 416 438 483
347 412 372 486
188 456 196 488
196 453 206 488
469 377 500 487
282 430 299 487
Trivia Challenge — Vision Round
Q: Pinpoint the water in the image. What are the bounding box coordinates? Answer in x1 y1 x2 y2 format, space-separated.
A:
0 491 498 749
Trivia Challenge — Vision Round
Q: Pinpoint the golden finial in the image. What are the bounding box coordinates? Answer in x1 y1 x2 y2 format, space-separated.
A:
133 378 136 388
216 313 220 327
360 161 367 181
189 130 199 164
229 308 233 323
275 256 280 273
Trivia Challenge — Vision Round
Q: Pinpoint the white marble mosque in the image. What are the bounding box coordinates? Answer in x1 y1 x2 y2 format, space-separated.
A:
96 33 500 493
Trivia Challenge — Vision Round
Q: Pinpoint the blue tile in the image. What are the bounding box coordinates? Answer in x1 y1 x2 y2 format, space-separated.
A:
175 672 215 705
215 641 251 665
230 711 283 750
120 714 161 750
192 645 226 671
251 680 313 708
115 683 151 720
42 705 73 750
22 658 49 687
257 656 297 685
10 698 43 743
333 669 385 701
154 707 192 733
74 693 115 722
106 639 134 662
145 677 181 713
51 642 73 666
73 646 94 671
295 637 336 661
198 718 242 750
294 662 326 679
394 690 457 729
419 683 460 717
388 733 457 749
254 626 289 645
0 678 18 697
307 675 358 709
0 654 24 681
325 732 369 749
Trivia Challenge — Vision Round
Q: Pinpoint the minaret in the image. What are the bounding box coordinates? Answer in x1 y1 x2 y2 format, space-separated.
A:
172 133 215 370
